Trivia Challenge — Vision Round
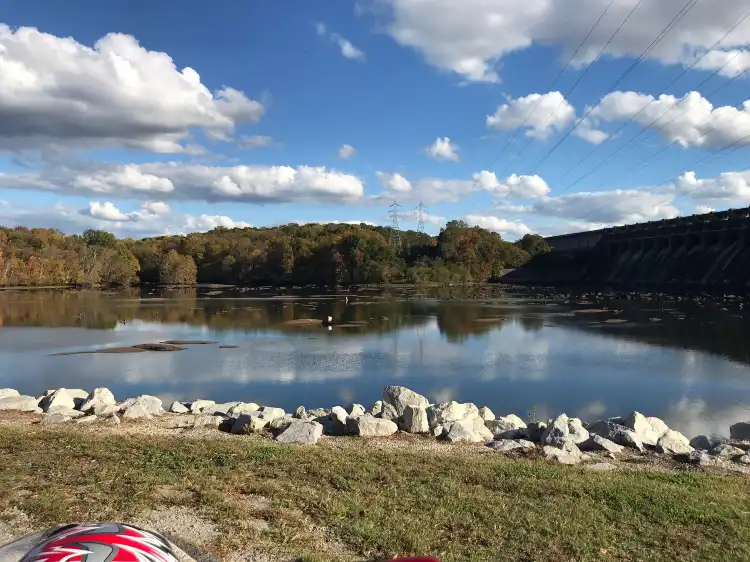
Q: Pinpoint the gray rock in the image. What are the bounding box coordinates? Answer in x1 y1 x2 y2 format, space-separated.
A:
228 402 261 416
452 416 493 442
170 401 190 414
75 415 98 425
427 401 478 429
521 421 547 442
347 414 398 437
47 406 85 418
189 399 215 414
121 395 164 416
192 415 223 429
730 422 750 440
579 435 624 454
378 402 399 422
685 450 725 467
231 413 267 434
275 421 323 445
80 388 116 413
348 404 365 417
95 404 118 417
486 439 536 452
260 406 286 421
382 386 429 417
41 413 71 424
689 435 724 451
478 406 495 421
624 411 668 446
585 462 617 471
400 405 429 434
485 415 528 439
122 404 153 420
268 415 295 431
106 414 121 425
367 401 383 417
294 406 308 419
431 425 444 438
543 445 581 465
592 420 645 452
446 425 484 443
0 389 20 400
709 443 745 458
0 395 42 412
40 389 75 412
567 417 590 444
202 402 241 416
656 430 693 455
307 408 330 418
737 454 750 465
541 414 569 446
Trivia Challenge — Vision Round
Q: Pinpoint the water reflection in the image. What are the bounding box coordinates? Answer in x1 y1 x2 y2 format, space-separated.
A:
0 287 748 437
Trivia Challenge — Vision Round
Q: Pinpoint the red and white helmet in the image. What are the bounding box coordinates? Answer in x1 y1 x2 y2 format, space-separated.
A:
16 523 180 562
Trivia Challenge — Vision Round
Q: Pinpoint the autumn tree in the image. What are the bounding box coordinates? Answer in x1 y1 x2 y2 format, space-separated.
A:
158 250 197 285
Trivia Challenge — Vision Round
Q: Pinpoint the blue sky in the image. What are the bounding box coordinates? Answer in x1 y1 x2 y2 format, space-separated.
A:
1 0 750 239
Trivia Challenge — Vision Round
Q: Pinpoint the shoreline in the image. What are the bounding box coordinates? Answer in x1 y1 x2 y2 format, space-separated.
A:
1 385 749 474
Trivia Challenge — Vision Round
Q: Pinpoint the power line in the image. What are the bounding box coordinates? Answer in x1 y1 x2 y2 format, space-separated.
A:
527 0 700 176
388 200 402 251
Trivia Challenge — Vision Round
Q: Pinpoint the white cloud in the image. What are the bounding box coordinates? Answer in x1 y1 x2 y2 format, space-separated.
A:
85 201 129 221
332 34 366 61
463 214 532 240
474 171 550 198
531 189 679 225
239 135 275 149
315 22 327 36
338 144 357 159
82 200 174 223
0 162 365 204
0 25 264 153
425 137 459 161
694 204 715 214
578 91 750 148
376 171 412 192
382 0 750 82
487 92 575 139
675 170 750 207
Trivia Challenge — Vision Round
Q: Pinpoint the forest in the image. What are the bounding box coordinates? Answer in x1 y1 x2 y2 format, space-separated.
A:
0 221 550 287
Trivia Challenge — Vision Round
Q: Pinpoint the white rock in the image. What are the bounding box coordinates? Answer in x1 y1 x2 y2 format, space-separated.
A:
427 401 475 429
294 406 308 419
579 435 624 454
47 407 85 418
202 402 241 416
478 406 495 421
730 422 750 440
260 407 286 421
0 389 20 401
229 402 261 415
592 420 645 452
75 415 98 425
543 445 581 465
348 404 366 417
40 389 75 412
106 414 121 425
0 395 41 412
686 450 725 467
193 415 222 429
268 415 295 431
189 399 215 414
231 413 267 434
710 443 745 458
431 425 444 438
485 415 527 439
80 388 116 413
379 402 399 422
170 401 190 414
275 421 323 445
367 401 383 416
655 430 693 455
567 418 590 444
329 406 348 425
382 386 429 417
737 454 750 465
624 412 668 446
41 413 71 424
446 425 484 443
486 439 536 452
541 414 569 446
95 404 118 417
400 405 429 434
122 404 153 419
451 416 493 442
348 414 398 438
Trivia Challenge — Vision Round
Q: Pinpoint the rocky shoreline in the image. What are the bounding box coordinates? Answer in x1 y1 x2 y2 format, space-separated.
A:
2 385 750 470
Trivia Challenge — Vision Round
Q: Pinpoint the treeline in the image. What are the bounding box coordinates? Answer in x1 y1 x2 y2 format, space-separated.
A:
0 221 550 287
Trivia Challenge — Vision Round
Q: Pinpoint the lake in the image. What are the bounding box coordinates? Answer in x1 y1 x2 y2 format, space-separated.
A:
0 286 749 438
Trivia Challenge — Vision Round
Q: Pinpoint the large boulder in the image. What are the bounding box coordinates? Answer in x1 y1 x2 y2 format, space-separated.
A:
0 395 41 412
478 406 495 421
568 418 590 444
229 402 261 416
47 406 85 418
382 386 429 417
170 402 190 414
41 413 72 424
122 404 152 420
579 435 624 454
260 406 286 421
485 415 527 439
347 414 398 437
231 412 267 434
624 412 668 446
40 389 76 412
0 389 20 401
268 415 295 431
80 388 116 414
709 443 745 458
521 421 547 442
189 400 215 414
543 445 582 465
275 421 323 445
348 404 366 417
541 414 569 446
378 402 399 422
329 406 348 425
202 402 241 416
399 405 429 434
121 395 164 416
367 401 383 416
655 430 692 455
446 424 484 443
729 422 750 440
685 450 725 467
591 420 645 452
192 415 222 429
486 439 536 452
427 401 478 429
689 435 724 451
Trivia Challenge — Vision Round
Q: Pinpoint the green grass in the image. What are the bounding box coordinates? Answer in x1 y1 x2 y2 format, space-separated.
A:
1 427 749 562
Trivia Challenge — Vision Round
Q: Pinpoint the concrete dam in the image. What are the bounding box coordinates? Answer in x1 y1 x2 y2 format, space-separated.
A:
538 207 750 289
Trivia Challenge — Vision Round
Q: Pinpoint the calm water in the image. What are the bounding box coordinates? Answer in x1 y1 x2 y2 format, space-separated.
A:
1 286 749 438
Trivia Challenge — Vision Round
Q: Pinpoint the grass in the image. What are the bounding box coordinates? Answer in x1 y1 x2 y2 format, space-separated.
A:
1 426 749 562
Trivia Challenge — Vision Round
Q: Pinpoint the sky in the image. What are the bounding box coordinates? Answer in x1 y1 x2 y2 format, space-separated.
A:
1 0 750 240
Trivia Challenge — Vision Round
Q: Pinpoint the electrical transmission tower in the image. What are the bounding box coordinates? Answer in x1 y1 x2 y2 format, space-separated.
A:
415 201 426 234
388 200 402 251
